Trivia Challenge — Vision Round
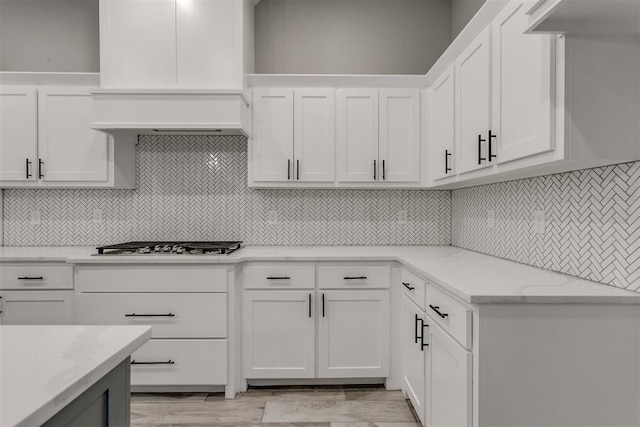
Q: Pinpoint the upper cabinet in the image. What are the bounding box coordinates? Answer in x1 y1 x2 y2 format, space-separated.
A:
248 76 424 189
0 82 135 189
99 0 254 89
428 0 640 188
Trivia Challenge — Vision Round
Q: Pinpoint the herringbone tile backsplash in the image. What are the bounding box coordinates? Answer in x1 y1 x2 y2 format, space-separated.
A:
2 135 451 246
452 162 640 292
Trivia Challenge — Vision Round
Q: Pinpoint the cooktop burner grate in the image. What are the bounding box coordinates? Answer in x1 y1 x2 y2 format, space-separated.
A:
95 241 243 255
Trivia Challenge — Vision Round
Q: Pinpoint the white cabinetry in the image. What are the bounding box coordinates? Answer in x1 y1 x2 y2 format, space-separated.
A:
402 296 427 425
76 265 229 390
242 263 390 380
0 84 135 189
99 0 253 89
455 28 493 175
251 88 334 183
0 262 74 325
430 65 456 181
337 89 420 183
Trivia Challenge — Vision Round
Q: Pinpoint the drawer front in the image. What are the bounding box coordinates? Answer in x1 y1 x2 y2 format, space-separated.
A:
0 263 73 290
244 263 315 289
77 265 227 292
401 269 426 310
426 284 472 350
76 293 226 338
131 339 227 386
318 265 390 289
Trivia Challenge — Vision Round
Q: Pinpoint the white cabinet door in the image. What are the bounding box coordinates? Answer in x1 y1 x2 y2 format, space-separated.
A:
336 89 379 182
243 290 315 378
0 87 37 182
431 65 456 180
38 87 109 183
379 89 420 182
492 1 555 164
252 88 294 182
99 0 177 88
176 0 239 88
402 296 427 425
294 89 335 182
318 290 389 378
0 291 74 325
427 321 472 427
456 28 493 174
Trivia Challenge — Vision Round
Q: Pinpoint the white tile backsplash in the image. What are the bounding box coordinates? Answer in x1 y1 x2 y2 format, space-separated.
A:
2 135 451 246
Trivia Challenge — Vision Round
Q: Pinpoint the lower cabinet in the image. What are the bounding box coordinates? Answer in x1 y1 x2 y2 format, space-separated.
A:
318 290 389 378
242 290 315 378
0 290 74 324
426 320 472 427
242 262 390 380
402 295 427 425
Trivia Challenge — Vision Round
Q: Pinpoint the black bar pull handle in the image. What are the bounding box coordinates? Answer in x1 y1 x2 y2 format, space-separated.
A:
296 159 300 180
308 293 312 318
478 134 487 164
382 159 386 180
322 293 325 318
429 304 449 319
343 276 367 280
488 130 497 161
414 313 420 344
38 158 44 179
402 282 415 291
373 160 377 180
445 150 452 173
18 276 44 280
131 360 175 365
420 319 429 350
287 159 291 180
266 276 291 280
125 313 176 317
25 158 32 179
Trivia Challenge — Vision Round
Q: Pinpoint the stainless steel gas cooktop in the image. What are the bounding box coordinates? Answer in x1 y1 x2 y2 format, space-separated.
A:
95 241 242 255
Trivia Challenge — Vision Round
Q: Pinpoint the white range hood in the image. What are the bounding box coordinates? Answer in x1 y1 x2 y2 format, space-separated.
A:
91 88 251 138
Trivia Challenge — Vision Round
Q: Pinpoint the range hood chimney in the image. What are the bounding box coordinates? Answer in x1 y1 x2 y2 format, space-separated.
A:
91 89 251 139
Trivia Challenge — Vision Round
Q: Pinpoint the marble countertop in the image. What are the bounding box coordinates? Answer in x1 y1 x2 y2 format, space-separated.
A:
2 245 639 304
0 325 151 427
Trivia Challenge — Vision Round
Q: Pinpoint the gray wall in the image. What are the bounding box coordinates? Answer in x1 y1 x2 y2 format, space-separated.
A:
255 0 451 74
451 0 486 39
0 0 99 72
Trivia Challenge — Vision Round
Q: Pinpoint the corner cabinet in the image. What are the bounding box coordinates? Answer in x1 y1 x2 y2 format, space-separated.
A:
0 85 135 189
247 77 424 189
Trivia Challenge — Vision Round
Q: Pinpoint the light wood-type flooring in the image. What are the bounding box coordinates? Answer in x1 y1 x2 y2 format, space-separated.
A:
131 385 421 427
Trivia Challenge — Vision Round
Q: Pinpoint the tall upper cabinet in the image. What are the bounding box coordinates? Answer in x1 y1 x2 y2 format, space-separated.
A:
99 0 254 88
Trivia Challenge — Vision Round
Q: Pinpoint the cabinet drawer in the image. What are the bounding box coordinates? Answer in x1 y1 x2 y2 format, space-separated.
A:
76 293 226 338
401 269 426 310
0 263 73 290
318 265 390 289
244 263 315 289
426 284 472 350
76 265 227 292
131 339 227 386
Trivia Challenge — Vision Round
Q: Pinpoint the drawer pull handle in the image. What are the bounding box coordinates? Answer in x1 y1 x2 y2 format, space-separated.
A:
131 360 175 365
343 276 367 280
402 282 415 291
125 313 175 317
429 304 449 319
17 276 44 280
308 293 312 318
267 276 291 280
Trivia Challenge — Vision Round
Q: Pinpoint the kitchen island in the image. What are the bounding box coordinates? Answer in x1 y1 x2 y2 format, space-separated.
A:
0 325 151 427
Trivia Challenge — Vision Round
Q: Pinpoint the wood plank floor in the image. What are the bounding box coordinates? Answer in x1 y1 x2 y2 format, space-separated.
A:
131 386 421 427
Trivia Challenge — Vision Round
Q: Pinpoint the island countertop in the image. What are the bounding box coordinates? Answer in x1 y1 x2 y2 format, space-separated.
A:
0 325 151 427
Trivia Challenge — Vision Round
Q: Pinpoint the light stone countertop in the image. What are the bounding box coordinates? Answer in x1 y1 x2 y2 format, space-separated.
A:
1 245 639 304
0 325 151 427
